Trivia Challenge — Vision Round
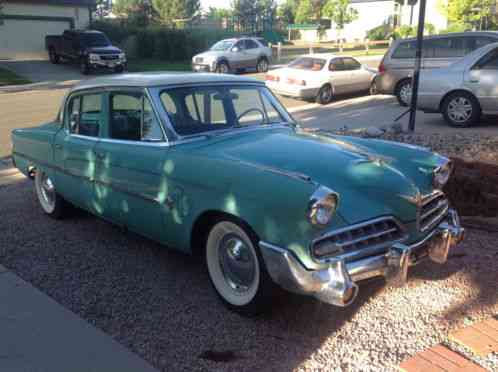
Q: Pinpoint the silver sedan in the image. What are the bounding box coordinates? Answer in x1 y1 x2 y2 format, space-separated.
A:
417 42 498 127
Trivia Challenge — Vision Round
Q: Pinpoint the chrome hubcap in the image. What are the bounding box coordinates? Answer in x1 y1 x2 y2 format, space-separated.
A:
321 87 332 102
40 173 55 208
400 84 412 104
448 97 472 123
258 60 267 72
218 234 256 293
218 64 228 73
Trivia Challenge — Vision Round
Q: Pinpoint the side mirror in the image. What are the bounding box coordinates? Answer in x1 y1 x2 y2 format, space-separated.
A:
231 47 239 52
69 113 79 132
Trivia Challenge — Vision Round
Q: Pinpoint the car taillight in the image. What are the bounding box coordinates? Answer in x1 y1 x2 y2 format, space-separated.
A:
287 77 306 86
378 61 386 74
266 74 279 82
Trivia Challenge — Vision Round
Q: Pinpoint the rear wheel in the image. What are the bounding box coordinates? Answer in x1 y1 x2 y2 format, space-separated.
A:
205 219 276 315
316 84 333 105
256 58 269 73
114 65 125 73
442 91 481 127
80 58 89 75
369 80 378 95
49 48 59 64
34 170 68 219
395 79 412 106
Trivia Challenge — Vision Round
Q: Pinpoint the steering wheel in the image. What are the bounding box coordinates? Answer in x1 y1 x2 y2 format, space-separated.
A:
236 108 265 125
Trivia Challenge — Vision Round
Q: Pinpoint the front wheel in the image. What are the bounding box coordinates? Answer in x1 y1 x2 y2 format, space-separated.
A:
316 84 333 105
34 170 68 219
215 61 229 74
442 92 481 127
205 220 275 315
49 48 59 64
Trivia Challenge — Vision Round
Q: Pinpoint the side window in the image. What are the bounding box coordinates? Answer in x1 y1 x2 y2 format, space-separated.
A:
464 36 495 53
109 91 164 142
391 41 416 59
474 49 498 70
185 90 227 125
342 57 361 70
427 37 465 58
245 39 259 49
329 58 345 71
68 93 101 137
234 40 245 51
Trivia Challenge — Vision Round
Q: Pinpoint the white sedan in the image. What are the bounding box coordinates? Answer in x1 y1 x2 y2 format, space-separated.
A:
265 54 377 104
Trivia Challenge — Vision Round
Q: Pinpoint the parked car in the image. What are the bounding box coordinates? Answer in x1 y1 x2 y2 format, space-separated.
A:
192 37 272 73
376 31 498 106
46 30 127 75
11 73 464 314
417 42 498 127
265 54 377 104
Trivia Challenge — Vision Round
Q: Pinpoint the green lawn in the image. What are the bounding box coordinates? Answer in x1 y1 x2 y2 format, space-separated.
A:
127 59 191 72
0 68 31 86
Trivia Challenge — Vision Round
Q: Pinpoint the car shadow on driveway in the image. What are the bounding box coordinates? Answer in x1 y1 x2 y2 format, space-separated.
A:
1 180 387 372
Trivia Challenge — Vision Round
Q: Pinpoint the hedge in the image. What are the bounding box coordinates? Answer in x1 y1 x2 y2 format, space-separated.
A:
91 20 245 61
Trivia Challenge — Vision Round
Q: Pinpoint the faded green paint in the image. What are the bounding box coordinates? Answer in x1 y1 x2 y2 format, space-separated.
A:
11 85 446 272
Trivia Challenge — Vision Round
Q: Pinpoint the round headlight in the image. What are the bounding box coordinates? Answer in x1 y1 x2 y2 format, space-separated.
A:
119 53 126 60
433 160 452 189
308 186 339 226
89 53 99 61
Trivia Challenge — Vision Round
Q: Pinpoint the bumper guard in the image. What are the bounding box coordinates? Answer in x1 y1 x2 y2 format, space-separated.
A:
260 209 465 307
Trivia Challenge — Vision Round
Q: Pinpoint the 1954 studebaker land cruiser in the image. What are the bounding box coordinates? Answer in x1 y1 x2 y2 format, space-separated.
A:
11 73 465 314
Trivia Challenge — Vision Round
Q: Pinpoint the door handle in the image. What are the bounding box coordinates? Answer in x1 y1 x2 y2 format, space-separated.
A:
54 144 62 150
469 79 479 83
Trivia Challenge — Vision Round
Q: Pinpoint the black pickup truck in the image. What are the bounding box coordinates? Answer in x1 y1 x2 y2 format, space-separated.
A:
45 30 127 75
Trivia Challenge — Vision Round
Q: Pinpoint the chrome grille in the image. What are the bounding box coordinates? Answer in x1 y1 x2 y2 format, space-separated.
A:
312 217 405 260
419 192 449 232
195 57 204 63
100 54 119 61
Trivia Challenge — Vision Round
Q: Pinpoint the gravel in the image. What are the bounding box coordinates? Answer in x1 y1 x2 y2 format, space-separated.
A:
1 179 497 372
329 128 498 163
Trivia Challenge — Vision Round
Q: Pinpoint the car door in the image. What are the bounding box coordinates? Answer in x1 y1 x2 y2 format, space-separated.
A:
329 58 354 94
244 39 261 69
342 57 371 92
229 40 251 69
466 47 498 114
53 90 102 213
93 88 169 242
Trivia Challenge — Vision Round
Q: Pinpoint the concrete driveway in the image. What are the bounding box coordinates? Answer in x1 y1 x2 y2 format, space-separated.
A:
0 60 85 84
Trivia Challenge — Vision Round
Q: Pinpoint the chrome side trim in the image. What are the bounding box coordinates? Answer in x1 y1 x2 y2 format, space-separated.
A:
237 160 313 183
98 137 170 147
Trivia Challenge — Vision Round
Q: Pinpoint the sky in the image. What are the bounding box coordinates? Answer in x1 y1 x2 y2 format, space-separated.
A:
201 0 232 10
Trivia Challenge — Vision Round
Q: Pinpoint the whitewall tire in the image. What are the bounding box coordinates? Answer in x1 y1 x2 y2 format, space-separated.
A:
34 170 67 219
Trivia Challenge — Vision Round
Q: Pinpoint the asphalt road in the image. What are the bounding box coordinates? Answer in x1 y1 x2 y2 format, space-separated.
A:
1 179 497 371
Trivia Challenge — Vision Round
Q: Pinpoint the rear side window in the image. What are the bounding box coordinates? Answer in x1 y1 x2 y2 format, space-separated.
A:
342 57 361 70
464 36 496 53
289 57 326 71
424 37 465 58
329 58 345 71
245 39 259 49
68 93 102 137
109 91 164 142
391 41 416 59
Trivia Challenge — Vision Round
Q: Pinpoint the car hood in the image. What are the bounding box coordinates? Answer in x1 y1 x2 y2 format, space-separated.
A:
193 128 432 224
87 45 122 55
193 50 225 61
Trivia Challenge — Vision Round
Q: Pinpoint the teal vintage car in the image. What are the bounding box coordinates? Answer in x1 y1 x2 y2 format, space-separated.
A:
11 73 465 314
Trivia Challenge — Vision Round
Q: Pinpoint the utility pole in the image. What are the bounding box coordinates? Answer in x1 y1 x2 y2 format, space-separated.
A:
407 0 427 132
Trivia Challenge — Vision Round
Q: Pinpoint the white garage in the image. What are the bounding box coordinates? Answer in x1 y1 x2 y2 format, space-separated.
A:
0 0 93 60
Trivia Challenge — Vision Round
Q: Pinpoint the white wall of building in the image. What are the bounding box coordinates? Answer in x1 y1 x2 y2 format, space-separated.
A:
0 3 90 60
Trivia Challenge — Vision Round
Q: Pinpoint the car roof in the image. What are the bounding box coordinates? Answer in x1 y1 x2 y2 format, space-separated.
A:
72 72 264 92
298 53 351 59
394 31 498 44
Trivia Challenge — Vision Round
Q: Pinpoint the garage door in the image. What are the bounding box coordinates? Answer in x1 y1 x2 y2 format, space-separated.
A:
0 19 71 60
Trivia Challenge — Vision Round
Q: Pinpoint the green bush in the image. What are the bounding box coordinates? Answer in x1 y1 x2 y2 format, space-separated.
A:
90 20 247 61
367 24 393 41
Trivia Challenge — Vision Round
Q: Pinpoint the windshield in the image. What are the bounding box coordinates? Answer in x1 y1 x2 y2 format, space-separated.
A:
289 57 326 71
159 85 288 136
210 40 235 51
81 33 111 48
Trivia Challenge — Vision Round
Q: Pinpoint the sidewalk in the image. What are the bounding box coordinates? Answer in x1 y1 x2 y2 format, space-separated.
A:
0 264 158 372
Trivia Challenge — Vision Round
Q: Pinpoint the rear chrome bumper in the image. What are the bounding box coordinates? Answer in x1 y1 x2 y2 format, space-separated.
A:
260 209 465 307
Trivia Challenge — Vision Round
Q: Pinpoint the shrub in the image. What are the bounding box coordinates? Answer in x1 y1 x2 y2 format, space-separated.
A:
367 24 393 41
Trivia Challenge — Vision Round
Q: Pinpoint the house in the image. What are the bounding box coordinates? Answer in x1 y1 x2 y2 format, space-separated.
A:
0 0 95 60
299 0 448 42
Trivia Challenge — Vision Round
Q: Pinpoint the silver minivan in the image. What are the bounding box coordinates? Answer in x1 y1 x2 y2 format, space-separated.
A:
375 31 498 106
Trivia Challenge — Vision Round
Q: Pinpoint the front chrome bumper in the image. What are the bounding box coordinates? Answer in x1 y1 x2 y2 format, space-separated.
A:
260 209 465 307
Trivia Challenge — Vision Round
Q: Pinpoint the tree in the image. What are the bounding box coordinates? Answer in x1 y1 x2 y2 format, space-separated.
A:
278 0 299 25
94 0 112 19
206 7 232 20
295 0 314 23
440 0 495 30
322 0 358 32
113 0 154 26
152 0 200 24
231 0 275 32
